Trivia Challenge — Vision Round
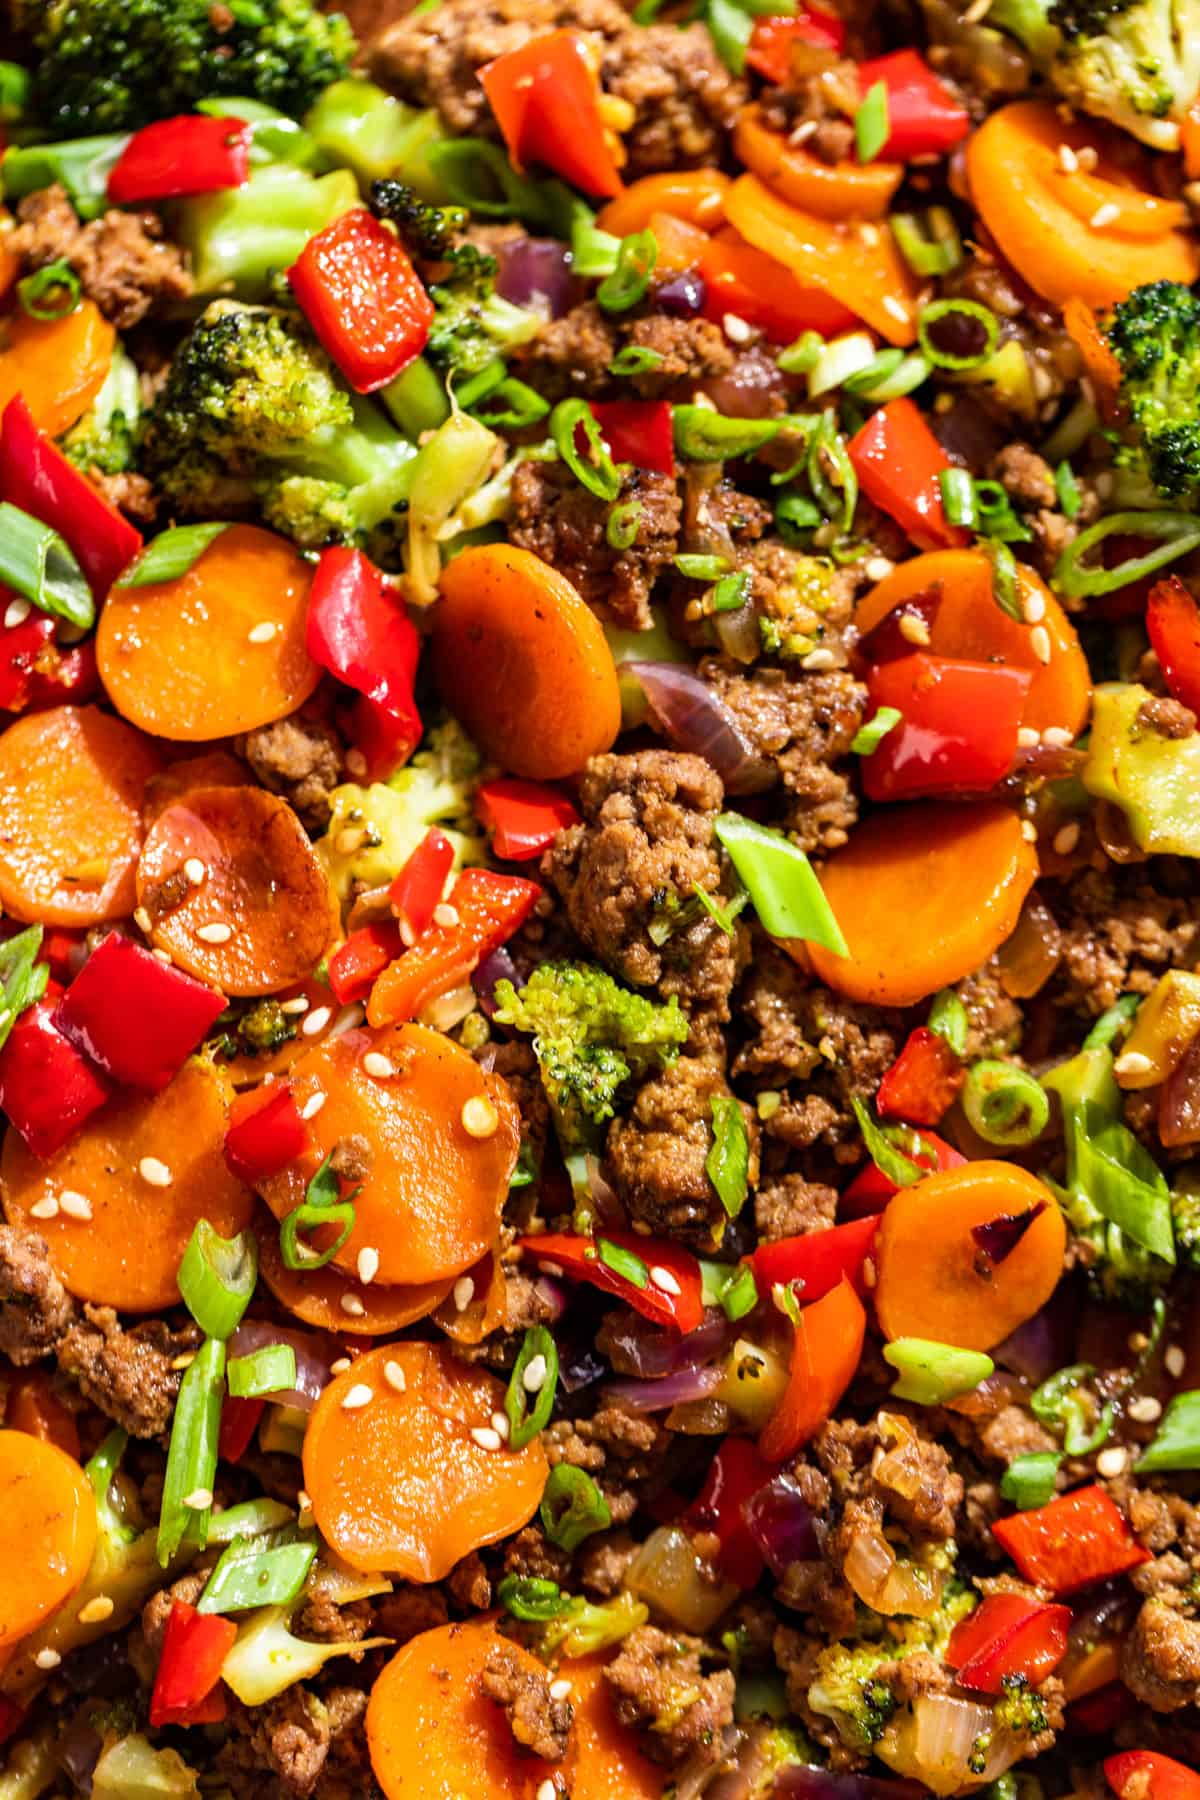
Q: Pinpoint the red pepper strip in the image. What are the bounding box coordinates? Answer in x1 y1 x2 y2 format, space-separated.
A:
148 1601 238 1729
306 546 421 775
700 230 858 341
683 1437 773 1588
847 399 970 553
590 402 675 479
0 610 54 711
1069 1682 1137 1735
946 1592 1072 1694
862 654 1032 803
0 1698 24 1749
856 49 970 161
517 1229 705 1333
840 1128 964 1218
475 777 580 862
218 1394 266 1466
760 1275 866 1462
0 395 142 599
388 828 456 940
223 1083 308 1185
328 921 404 1006
750 1213 882 1305
479 29 623 200
1106 1753 1200 1800
876 1026 964 1126
368 868 541 1027
746 7 846 83
1146 575 1200 714
54 933 225 1094
0 997 110 1158
25 636 99 710
992 1486 1152 1595
107 114 251 203
288 209 433 394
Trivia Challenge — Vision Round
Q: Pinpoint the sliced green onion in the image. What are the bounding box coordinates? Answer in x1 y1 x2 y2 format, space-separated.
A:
1000 1450 1062 1510
1135 1391 1200 1472
0 502 93 629
455 358 506 411
807 412 857 533
713 571 751 612
691 880 749 937
1084 993 1139 1050
505 1326 559 1451
1069 1100 1175 1263
197 1534 316 1614
973 478 1033 544
854 80 890 165
17 259 81 322
851 1097 927 1189
705 0 755 74
597 1238 649 1289
540 1464 612 1551
808 331 876 398
675 553 730 580
2 133 131 222
610 345 665 376
918 299 999 372
928 989 969 1058
158 1336 225 1566
121 523 230 590
607 500 642 549
850 706 901 756
227 1345 297 1400
0 925 47 1055
673 406 783 462
856 350 929 403
207 1498 296 1545
1053 511 1200 599
884 1338 994 1405
570 208 621 279
0 61 30 120
775 492 822 541
939 467 978 530
843 348 903 394
962 1060 1050 1146
706 1095 750 1219
1031 1362 1113 1456
777 331 823 377
424 138 550 224
550 398 625 503
713 812 847 954
177 1221 258 1340
497 1574 577 1621
985 539 1022 621
1055 460 1081 521
471 377 550 432
718 1263 759 1322
597 229 657 313
279 1151 358 1273
891 208 964 278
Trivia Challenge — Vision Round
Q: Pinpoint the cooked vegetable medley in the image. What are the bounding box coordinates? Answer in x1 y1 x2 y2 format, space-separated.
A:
0 0 1199 1794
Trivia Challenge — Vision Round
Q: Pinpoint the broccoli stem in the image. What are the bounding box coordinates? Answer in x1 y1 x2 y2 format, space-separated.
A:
173 164 359 300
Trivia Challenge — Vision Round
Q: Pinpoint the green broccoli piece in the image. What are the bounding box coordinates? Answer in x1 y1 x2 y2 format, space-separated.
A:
28 0 355 137
61 341 140 476
423 243 541 380
138 301 417 552
807 1582 978 1754
176 162 360 303
369 178 467 261
992 1673 1049 1740
1104 281 1200 504
235 999 296 1056
1170 1170 1200 1270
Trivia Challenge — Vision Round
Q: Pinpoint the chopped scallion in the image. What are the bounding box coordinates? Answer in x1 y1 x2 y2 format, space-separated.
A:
17 259 81 322
850 706 901 756
540 1464 612 1551
1000 1451 1062 1510
227 1344 297 1400
713 813 847 954
883 1338 994 1405
1053 511 1200 598
550 398 625 503
0 924 47 1055
962 1060 1050 1147
178 1221 258 1341
0 502 93 629
597 1238 649 1289
854 80 890 165
505 1326 559 1450
706 1095 750 1219
120 523 229 589
157 1336 225 1566
927 989 969 1059
197 1534 316 1614
597 230 657 314
1135 1390 1200 1472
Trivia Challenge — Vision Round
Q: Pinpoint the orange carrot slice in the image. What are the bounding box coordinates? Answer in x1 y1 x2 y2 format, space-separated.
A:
5 1370 80 1460
570 1653 668 1800
0 1433 96 1646
734 105 903 219
255 1217 451 1335
0 301 115 436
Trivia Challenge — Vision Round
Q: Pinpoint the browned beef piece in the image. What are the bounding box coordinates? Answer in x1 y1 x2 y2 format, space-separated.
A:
447 1552 492 1611
604 1625 735 1767
0 1225 77 1365
606 22 746 176
508 462 680 631
237 713 345 831
990 441 1059 509
501 1525 573 1587
372 1584 449 1645
10 185 192 330
754 1172 837 1242
956 964 1023 1058
56 1305 198 1438
1137 694 1197 738
607 1055 756 1245
245 1685 368 1798
481 1642 573 1760
622 315 735 395
89 470 158 524
758 59 860 163
1049 866 1200 1016
141 1573 207 1658
816 1411 964 1542
510 303 618 404
1123 1600 1200 1711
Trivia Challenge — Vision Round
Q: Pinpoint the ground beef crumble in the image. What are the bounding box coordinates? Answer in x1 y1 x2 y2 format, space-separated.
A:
603 1624 736 1767
509 461 680 631
10 184 193 330
0 1224 77 1365
237 712 345 831
607 1054 758 1246
481 1642 573 1759
57 1305 199 1439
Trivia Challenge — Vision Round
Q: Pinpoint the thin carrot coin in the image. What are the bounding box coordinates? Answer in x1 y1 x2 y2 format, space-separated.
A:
221 976 338 1088
305 1345 549 1580
804 802 1038 1007
597 169 730 235
434 1248 506 1346
136 786 339 997
144 752 253 820
6 1370 81 1461
569 1654 663 1800
255 1217 452 1335
258 1022 519 1287
0 1432 97 1646
1 1058 253 1312
0 301 115 437
734 105 903 219
0 705 163 926
98 524 320 741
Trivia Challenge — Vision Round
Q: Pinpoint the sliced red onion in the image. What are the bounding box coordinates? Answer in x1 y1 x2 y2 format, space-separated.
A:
655 271 705 316
533 1274 567 1322
993 1287 1077 1383
742 1471 819 1576
625 662 775 796
495 237 573 317
59 1719 102 1794
971 1202 1046 1266
704 347 787 420
603 1308 733 1380
230 1318 333 1413
777 1768 931 1800
473 945 518 1019
603 1365 725 1413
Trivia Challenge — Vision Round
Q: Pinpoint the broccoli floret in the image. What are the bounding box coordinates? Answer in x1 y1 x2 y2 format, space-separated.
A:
138 301 416 551
369 178 467 261
423 243 540 379
61 341 140 476
29 0 355 136
1104 281 1200 504
807 1582 978 1754
992 1673 1049 1740
1170 1172 1200 1269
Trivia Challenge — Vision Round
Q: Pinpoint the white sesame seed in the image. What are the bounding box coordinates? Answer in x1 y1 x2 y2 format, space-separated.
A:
1057 143 1079 173
722 313 753 344
330 1357 352 1374
280 996 310 1015
461 1095 498 1138
138 1156 172 1187
1096 1446 1127 1478
383 1360 407 1394
453 1275 475 1312
339 1292 366 1317
432 903 460 930
537 1782 557 1800
1114 1050 1154 1079
3 598 30 628
1029 625 1052 665
800 647 837 671
341 1383 374 1410
863 556 894 583
133 906 153 935
549 1679 572 1702
649 1265 682 1296
171 1352 197 1372
540 1261 564 1279
898 613 932 647
300 1090 326 1120
362 1051 396 1079
1022 589 1046 624
857 223 880 249
1016 727 1041 749
1021 819 1038 843
303 1006 333 1037
356 1246 379 1285
1166 1345 1186 1378
183 1487 213 1510
345 749 367 778
58 1190 92 1221
183 857 206 886
882 295 910 325
523 1353 548 1393
34 1649 61 1670
195 921 233 945
470 1426 502 1451
1127 1395 1162 1423
398 918 417 948
29 1196 60 1220
248 621 279 645
491 1410 510 1441
788 119 818 146
1042 726 1074 749
1089 202 1119 230
77 1595 114 1625
1053 822 1081 857
962 0 993 20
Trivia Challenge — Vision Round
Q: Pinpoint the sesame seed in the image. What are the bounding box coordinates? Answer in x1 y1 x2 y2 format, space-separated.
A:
1057 143 1079 173
882 295 910 325
1096 1446 1127 1478
1127 1395 1162 1423
1029 625 1052 665
133 907 153 935
58 1190 92 1221
962 0 992 19
280 996 310 1015
362 1051 396 1079
29 1196 60 1220
523 1353 548 1393
300 1090 327 1120
863 556 894 583
788 119 818 145
339 1292 366 1317
1114 1050 1154 1079
549 1679 572 1702
345 749 367 778
433 903 460 929
540 1261 564 1278
461 1094 498 1138
34 1649 61 1670
77 1595 114 1625
1089 202 1119 229
196 921 233 945
1022 589 1046 624
3 598 30 628
470 1426 502 1451
184 1487 213 1510
139 1156 172 1187
491 1410 511 1441
183 858 206 886
383 1360 407 1394
398 918 417 948
247 621 279 645
1020 819 1038 843
1053 822 1080 856
1042 726 1074 749
303 1005 333 1037
341 1383 374 1410
650 1265 682 1296
898 613 932 647
1016 727 1041 749
800 647 837 671
722 313 753 344
356 1246 380 1285
1166 1345 1186 1378
330 1357 352 1374
453 1275 475 1312
537 1782 557 1800
151 948 172 965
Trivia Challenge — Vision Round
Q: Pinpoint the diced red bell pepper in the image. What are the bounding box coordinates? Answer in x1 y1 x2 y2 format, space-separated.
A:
0 610 54 712
590 402 675 479
1070 1681 1138 1736
746 7 846 84
992 1486 1152 1595
218 1394 266 1465
328 921 404 1006
223 1082 308 1185
0 396 142 599
760 1275 866 1461
0 997 110 1158
54 933 225 1093
946 1592 1072 1694
480 29 623 199
700 230 857 342
288 209 433 393
847 399 970 553
24 636 99 710
749 1213 882 1305
40 928 84 983
517 1228 705 1333
856 49 970 162
306 547 421 778
840 1128 965 1217
388 828 456 940
0 1697 24 1749
862 653 1032 802
369 868 541 1026
148 1601 238 1729
107 114 251 204
876 1026 964 1126
683 1437 773 1588
1146 575 1200 714
1106 1753 1200 1800
475 777 580 861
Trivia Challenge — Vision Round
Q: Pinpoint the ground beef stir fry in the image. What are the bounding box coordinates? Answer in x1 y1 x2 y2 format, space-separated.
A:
1 0 1200 1797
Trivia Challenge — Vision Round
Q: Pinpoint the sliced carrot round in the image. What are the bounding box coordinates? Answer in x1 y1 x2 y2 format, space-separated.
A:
222 976 337 1088
305 1345 549 1580
431 544 621 780
0 1433 96 1647
259 1023 519 1286
255 1217 451 1334
144 751 252 820
0 301 115 437
855 548 1091 737
0 705 163 926
805 802 1038 1007
570 1654 664 1800
1 1058 253 1312
136 786 338 997
874 1161 1066 1351
98 524 320 741
597 169 730 235
734 105 903 219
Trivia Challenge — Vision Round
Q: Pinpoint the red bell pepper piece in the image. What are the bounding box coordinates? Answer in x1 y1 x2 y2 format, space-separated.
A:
700 230 857 342
856 49 970 161
518 1228 705 1333
840 1127 964 1217
306 546 421 776
1070 1681 1137 1735
876 1026 965 1126
749 1213 882 1304
862 653 1032 803
0 610 54 712
946 1592 1072 1694
107 114 251 204
1146 575 1200 714
480 29 623 200
328 921 404 1006
223 1082 308 1185
0 997 110 1158
40 928 84 983
992 1486 1152 1595
148 1601 238 1729
0 396 142 599
288 209 433 393
475 777 580 862
1106 1753 1200 1800
0 1697 24 1749
24 636 99 710
218 1393 266 1465
847 399 970 553
54 933 225 1094
388 828 456 940
590 402 675 479
760 1275 866 1461
683 1437 773 1588
746 7 846 83
369 868 541 1025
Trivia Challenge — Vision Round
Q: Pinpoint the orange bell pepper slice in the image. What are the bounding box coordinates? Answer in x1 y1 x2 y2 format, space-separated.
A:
759 1276 866 1462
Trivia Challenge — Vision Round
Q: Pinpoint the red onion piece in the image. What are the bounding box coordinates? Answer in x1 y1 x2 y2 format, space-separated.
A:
229 1318 333 1413
473 946 518 1019
777 1770 928 1800
742 1471 820 1576
625 662 776 796
971 1202 1046 1266
1160 1031 1200 1146
993 1287 1077 1384
655 272 705 316
533 1274 567 1322
495 237 573 317
704 346 787 420
603 1365 724 1413
603 1308 733 1380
